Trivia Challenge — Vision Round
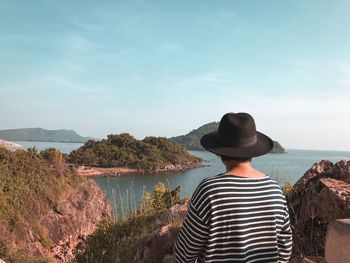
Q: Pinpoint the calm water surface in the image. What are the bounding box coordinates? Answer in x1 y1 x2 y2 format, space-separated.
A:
16 141 350 217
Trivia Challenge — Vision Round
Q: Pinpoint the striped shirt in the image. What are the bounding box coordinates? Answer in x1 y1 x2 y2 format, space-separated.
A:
174 173 292 263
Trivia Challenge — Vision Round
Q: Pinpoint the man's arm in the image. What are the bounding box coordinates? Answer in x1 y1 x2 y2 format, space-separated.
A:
278 209 293 262
174 203 209 263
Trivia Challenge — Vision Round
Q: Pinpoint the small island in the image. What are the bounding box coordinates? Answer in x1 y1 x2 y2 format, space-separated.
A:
170 122 286 153
69 133 202 176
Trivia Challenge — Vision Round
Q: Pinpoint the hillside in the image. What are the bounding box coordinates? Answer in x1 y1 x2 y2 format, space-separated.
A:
69 133 202 171
0 128 93 143
0 148 98 262
170 122 286 153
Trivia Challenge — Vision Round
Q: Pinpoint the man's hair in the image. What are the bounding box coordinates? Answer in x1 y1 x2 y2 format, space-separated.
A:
219 155 251 162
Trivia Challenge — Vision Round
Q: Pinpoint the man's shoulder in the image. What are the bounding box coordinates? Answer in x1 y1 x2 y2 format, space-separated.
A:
198 173 228 187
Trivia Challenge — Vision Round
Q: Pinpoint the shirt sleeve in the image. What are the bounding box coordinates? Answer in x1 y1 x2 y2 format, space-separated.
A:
277 208 293 262
174 202 209 263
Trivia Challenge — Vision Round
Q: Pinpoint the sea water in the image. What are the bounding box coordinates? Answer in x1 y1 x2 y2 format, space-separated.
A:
15 141 350 216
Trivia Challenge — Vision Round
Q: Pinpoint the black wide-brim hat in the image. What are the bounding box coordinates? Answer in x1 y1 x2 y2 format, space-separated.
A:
200 112 273 158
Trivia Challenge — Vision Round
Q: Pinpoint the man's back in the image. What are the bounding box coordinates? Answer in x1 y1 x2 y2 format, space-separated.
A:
174 173 292 263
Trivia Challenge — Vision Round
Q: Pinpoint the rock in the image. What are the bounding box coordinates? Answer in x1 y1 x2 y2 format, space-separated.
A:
134 203 189 263
162 254 173 263
134 225 173 263
39 179 112 262
287 160 350 257
0 258 6 263
325 219 350 263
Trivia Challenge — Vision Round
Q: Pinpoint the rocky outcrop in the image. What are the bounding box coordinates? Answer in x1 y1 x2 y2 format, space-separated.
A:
287 160 350 258
43 179 111 262
134 204 188 263
25 179 112 262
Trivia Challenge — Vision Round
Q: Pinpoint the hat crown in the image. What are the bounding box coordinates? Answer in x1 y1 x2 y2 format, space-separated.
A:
218 113 257 147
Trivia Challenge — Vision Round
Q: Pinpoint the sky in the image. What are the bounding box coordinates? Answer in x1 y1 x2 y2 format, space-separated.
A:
1 0 350 151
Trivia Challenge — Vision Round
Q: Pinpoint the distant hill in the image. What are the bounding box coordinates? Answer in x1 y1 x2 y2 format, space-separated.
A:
0 128 93 143
170 122 286 153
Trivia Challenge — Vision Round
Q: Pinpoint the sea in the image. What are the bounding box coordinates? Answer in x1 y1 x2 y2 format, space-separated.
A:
14 141 350 217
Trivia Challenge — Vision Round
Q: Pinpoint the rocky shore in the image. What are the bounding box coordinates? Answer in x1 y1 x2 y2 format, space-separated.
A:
77 160 203 177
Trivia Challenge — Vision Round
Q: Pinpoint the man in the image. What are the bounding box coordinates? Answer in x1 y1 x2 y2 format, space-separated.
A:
174 112 292 262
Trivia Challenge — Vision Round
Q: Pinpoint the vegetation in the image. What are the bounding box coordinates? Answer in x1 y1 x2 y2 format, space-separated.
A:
0 127 93 142
69 133 202 170
74 183 186 263
170 121 286 153
0 147 84 261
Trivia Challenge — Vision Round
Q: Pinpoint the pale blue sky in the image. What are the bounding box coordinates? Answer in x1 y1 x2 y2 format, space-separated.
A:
1 0 350 150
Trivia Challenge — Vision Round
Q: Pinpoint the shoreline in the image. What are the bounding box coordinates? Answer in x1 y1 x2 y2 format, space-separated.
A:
76 161 203 177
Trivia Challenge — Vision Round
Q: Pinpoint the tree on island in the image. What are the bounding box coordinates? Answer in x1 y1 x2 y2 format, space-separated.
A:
69 133 202 170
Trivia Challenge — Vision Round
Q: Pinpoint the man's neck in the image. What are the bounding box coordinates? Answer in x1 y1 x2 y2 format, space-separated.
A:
225 161 265 178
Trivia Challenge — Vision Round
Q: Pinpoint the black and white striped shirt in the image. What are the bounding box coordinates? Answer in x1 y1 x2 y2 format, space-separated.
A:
174 173 292 263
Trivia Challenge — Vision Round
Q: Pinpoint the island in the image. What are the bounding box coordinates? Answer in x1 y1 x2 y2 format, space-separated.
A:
0 127 94 143
170 122 286 153
69 133 202 176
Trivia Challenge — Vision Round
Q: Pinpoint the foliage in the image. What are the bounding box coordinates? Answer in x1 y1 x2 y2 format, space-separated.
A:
74 184 185 263
0 147 84 261
69 133 202 169
282 182 293 196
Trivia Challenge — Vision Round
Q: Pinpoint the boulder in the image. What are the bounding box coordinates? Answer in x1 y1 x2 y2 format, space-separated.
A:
287 160 350 258
134 203 188 263
325 219 350 263
134 225 173 263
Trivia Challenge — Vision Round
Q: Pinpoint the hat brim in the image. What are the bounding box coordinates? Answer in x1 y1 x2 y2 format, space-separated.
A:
200 131 273 158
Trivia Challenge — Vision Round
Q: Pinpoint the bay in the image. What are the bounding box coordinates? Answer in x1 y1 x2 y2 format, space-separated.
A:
15 141 350 217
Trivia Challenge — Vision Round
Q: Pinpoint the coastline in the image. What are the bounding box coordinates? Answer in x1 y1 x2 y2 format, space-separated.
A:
77 161 203 177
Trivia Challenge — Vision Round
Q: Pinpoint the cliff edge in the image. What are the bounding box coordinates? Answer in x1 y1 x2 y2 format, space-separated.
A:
40 179 112 262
